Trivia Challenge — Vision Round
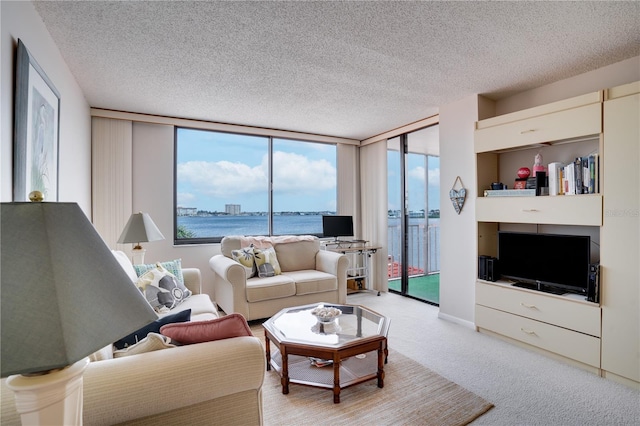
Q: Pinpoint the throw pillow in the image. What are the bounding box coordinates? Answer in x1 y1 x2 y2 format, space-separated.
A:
134 259 185 286
253 246 281 278
113 333 176 358
160 313 252 345
111 250 139 283
136 264 192 312
231 245 256 278
114 309 191 349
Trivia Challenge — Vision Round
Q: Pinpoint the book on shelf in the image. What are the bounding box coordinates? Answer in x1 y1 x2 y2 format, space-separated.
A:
558 154 599 195
548 162 564 196
484 189 536 197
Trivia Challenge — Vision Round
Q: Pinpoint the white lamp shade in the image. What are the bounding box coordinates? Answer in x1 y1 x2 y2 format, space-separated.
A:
1 202 158 377
117 212 165 245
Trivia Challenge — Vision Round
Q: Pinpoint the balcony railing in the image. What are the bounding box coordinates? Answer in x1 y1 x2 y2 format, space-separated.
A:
387 221 440 278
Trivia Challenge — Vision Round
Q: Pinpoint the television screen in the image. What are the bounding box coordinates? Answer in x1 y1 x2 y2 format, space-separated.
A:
498 231 590 294
322 215 353 240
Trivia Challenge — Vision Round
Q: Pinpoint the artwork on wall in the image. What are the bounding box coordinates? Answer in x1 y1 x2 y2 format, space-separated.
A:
13 38 60 202
449 176 466 215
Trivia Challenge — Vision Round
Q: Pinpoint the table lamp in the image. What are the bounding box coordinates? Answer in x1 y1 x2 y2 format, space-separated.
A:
1 199 158 425
117 212 165 264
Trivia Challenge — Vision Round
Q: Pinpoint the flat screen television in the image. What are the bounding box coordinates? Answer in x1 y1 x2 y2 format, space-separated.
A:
498 231 591 295
322 215 353 241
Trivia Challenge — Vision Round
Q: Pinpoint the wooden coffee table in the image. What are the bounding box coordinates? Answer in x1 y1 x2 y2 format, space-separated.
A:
262 303 390 403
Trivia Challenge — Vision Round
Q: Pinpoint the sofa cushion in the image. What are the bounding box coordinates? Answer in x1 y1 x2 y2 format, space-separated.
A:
246 275 296 302
161 294 217 318
232 246 257 278
112 250 138 283
134 258 185 286
274 239 319 272
114 309 191 349
254 246 282 277
113 333 175 358
136 264 192 312
160 313 252 344
283 270 338 295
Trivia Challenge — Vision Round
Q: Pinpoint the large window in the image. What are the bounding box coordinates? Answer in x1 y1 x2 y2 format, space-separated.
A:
175 128 337 243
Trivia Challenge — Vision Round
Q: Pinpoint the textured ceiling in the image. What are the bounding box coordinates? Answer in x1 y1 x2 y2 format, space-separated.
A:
33 1 640 140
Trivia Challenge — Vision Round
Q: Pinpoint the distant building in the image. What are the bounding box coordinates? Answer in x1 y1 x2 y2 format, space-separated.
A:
225 204 241 215
176 206 197 216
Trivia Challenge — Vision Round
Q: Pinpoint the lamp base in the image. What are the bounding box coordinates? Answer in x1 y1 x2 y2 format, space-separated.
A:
131 247 146 265
6 357 89 426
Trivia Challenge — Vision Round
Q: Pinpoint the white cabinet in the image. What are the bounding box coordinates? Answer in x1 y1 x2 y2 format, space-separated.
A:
474 91 604 374
475 83 640 388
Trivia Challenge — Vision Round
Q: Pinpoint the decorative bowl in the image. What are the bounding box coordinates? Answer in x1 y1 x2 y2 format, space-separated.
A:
311 305 342 323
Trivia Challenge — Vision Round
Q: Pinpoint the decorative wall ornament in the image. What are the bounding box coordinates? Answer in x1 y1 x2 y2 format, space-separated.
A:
13 39 60 201
449 176 466 215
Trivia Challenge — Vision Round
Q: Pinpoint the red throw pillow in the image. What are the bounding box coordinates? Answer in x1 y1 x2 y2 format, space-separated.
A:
160 313 252 344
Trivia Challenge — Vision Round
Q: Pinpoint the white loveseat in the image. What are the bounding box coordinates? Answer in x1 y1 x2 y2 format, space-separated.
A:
1 251 265 426
209 235 349 321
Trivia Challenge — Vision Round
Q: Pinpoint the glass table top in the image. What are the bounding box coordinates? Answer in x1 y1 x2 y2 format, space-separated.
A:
263 303 390 348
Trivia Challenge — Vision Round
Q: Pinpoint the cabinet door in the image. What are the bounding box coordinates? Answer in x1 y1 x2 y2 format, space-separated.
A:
475 103 601 152
601 86 640 383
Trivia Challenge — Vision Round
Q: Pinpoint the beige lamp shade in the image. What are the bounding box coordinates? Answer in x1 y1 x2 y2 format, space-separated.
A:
0 202 157 377
117 212 165 249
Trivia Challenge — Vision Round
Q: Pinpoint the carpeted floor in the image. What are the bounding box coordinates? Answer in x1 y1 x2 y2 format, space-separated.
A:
250 323 493 425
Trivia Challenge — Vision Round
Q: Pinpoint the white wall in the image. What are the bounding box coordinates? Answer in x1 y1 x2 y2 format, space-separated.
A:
1 1 91 211
437 94 481 326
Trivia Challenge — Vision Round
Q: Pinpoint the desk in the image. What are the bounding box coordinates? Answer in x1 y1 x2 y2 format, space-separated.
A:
322 241 381 295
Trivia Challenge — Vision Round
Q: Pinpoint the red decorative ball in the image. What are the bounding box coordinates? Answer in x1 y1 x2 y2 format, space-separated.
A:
517 167 531 179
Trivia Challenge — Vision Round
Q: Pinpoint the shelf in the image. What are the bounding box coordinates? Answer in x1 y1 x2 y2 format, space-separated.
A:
476 194 603 226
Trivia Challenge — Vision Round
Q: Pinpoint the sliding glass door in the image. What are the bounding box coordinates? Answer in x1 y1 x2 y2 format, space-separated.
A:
387 125 440 305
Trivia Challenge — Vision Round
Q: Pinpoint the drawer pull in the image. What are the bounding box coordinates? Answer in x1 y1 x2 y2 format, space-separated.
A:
522 209 539 213
520 302 538 309
520 327 537 335
520 129 536 134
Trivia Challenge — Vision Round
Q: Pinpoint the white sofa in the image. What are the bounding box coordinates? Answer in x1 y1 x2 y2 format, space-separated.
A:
209 235 349 321
1 251 265 426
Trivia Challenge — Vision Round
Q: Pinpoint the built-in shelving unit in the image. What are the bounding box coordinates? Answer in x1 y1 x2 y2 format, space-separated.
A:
474 82 640 389
474 91 605 374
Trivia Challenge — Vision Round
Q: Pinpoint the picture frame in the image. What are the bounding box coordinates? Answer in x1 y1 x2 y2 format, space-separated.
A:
13 38 60 202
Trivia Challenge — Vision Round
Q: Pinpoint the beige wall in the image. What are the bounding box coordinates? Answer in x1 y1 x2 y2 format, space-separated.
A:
1 1 91 211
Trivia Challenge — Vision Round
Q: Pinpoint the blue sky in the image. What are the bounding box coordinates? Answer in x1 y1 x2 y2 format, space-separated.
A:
177 128 440 213
388 151 440 213
176 128 336 212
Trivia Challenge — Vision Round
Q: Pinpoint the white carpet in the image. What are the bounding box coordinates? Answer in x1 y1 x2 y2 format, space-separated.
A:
346 291 639 426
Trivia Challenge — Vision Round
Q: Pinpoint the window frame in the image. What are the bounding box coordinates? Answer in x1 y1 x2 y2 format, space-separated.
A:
173 126 336 244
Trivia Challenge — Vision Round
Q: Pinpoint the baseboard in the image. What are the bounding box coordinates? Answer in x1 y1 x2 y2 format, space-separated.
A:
437 312 476 330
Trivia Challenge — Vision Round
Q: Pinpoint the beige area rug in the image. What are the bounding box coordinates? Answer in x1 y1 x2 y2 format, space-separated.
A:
250 324 494 426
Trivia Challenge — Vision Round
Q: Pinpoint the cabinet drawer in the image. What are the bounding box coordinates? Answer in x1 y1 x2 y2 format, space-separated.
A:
476 305 601 368
475 102 601 153
476 194 602 226
476 282 601 337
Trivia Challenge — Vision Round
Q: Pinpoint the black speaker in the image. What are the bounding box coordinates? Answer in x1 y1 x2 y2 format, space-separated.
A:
486 258 498 282
587 263 600 303
478 255 489 280
478 255 498 281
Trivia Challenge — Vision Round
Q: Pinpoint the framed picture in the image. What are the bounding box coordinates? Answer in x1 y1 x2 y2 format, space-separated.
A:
13 38 60 201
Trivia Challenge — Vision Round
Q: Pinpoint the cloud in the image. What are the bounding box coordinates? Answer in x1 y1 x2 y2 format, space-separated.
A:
177 160 267 197
408 166 440 187
272 151 335 192
177 151 336 199
177 192 196 207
